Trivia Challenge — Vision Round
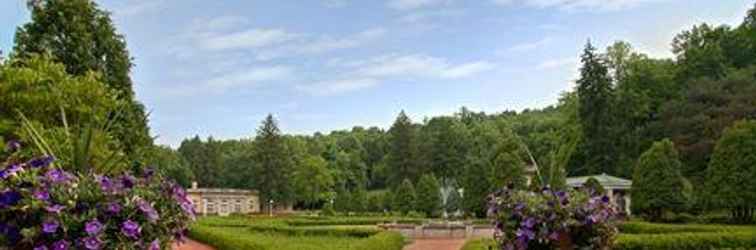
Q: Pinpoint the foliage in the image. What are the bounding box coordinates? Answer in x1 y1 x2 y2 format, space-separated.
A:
582 177 605 195
461 157 493 218
415 174 442 217
488 186 619 250
0 144 195 249
417 117 470 184
386 111 420 187
253 114 295 204
143 145 194 187
292 155 333 207
393 179 416 215
703 119 756 223
13 0 152 157
575 41 618 176
615 231 756 250
444 187 462 215
632 139 688 221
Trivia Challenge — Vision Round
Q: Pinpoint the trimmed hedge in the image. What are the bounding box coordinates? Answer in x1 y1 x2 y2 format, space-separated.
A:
352 231 406 250
284 217 424 226
189 225 266 250
615 231 756 250
619 221 751 234
247 224 381 237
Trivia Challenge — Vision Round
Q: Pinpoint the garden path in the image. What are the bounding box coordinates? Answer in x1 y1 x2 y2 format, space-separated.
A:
172 239 216 250
403 238 467 250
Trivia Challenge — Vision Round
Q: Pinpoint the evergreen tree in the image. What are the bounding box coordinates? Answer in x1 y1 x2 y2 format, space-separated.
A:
387 111 420 187
252 114 295 204
704 120 756 223
393 179 417 214
419 117 470 185
632 139 688 221
575 41 617 175
13 0 152 156
415 174 442 217
461 157 493 218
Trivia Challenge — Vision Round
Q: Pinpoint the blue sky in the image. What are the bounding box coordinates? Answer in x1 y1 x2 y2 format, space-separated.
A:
1 0 752 147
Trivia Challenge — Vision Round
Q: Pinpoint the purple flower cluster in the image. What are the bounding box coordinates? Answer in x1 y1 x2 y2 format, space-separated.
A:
1 143 196 249
488 186 619 250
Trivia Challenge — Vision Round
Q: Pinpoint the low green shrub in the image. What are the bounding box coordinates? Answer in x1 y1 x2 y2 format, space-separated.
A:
619 221 752 234
284 217 424 226
189 225 266 250
247 224 380 237
351 231 405 250
615 231 756 250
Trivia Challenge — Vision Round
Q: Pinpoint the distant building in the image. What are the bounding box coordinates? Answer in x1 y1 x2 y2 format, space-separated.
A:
187 182 260 216
566 174 633 215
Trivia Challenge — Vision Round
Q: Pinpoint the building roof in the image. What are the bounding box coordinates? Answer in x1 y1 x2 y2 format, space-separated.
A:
187 188 259 195
566 173 632 190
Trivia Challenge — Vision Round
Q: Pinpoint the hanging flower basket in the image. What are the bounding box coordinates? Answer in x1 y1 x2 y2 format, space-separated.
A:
488 185 619 250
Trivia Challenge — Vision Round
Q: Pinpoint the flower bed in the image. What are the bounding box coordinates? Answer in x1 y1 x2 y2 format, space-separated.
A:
0 142 195 249
487 185 619 250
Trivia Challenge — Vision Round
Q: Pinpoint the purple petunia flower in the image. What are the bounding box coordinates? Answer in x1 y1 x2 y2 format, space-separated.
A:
0 190 22 208
51 240 70 250
42 220 59 234
149 239 160 250
33 189 50 201
46 169 71 183
1 164 23 179
121 220 141 239
98 176 116 193
28 155 55 168
106 202 122 214
601 195 610 203
120 174 136 189
137 199 160 222
45 204 65 213
82 236 102 250
85 220 103 235
522 217 537 229
5 140 21 152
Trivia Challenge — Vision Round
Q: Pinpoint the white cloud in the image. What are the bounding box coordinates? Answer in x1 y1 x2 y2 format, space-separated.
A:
205 66 293 89
198 28 299 51
113 0 166 17
322 0 349 8
397 9 465 23
255 28 386 60
337 54 496 79
296 78 379 96
388 0 451 10
507 37 554 52
537 57 578 70
493 0 664 12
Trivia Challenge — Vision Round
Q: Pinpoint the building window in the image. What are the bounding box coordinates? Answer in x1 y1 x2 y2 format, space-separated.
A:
235 199 242 213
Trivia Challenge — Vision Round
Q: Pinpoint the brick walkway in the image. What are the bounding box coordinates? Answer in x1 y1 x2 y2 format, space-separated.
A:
172 239 216 250
403 238 467 250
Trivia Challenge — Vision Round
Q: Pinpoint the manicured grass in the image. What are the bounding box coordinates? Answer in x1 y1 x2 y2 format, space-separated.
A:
461 238 496 250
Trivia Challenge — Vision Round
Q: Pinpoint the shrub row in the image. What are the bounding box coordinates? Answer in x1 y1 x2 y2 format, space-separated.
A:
189 224 266 250
351 231 406 250
284 217 424 226
619 221 753 234
615 231 756 250
246 224 381 237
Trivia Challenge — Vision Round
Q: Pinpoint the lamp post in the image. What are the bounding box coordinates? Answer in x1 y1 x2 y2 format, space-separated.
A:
268 200 274 217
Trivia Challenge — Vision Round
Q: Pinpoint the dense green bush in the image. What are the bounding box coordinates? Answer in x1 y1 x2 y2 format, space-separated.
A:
393 179 417 214
632 139 689 221
415 174 442 217
189 225 266 250
351 231 405 250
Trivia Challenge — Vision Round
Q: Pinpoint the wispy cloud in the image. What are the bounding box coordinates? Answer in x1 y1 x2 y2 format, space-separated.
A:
397 9 465 23
205 66 292 89
296 78 379 96
537 57 577 70
344 54 496 79
507 37 554 52
493 0 664 12
388 0 452 10
255 28 387 60
112 0 166 17
198 28 299 50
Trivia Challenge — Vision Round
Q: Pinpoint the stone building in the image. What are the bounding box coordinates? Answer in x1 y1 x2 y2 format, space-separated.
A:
187 182 260 216
566 174 633 215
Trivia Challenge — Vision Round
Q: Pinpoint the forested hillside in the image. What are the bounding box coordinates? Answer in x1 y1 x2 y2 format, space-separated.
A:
167 4 756 213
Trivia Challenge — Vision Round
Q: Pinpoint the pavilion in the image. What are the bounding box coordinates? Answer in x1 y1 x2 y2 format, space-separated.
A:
566 173 633 215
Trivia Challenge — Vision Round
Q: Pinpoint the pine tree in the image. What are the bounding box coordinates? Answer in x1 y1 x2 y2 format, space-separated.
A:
393 179 417 215
253 114 294 204
387 111 420 187
416 174 442 217
461 157 493 218
632 139 688 221
704 120 756 223
13 0 152 156
575 41 617 175
445 187 462 215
